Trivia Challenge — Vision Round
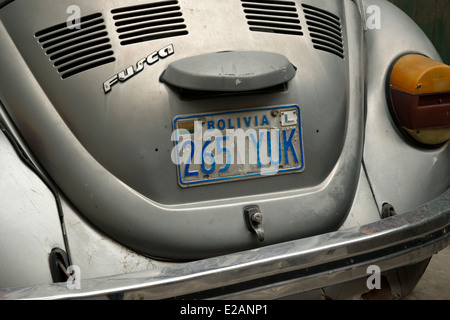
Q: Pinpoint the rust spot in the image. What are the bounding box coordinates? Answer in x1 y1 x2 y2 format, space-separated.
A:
360 226 377 235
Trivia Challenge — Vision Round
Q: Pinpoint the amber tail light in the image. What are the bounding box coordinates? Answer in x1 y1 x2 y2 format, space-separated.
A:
387 54 450 147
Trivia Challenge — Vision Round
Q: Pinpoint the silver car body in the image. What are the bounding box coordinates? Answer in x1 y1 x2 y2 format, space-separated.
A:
0 0 449 299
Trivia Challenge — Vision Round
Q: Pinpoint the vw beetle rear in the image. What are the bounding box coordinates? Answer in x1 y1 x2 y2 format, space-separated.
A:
0 0 449 300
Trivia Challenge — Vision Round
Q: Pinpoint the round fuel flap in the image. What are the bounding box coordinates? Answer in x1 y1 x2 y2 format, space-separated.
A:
388 54 450 146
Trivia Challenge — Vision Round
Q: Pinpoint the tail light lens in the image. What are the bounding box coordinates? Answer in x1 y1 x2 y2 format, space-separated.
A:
388 54 450 146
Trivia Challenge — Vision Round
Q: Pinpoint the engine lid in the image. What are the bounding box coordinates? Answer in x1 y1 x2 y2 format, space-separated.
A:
0 0 364 260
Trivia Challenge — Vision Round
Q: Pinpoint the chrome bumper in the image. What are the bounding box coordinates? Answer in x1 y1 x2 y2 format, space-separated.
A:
1 187 449 300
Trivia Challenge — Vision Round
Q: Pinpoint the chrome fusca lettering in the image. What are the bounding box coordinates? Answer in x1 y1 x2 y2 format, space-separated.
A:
103 44 174 93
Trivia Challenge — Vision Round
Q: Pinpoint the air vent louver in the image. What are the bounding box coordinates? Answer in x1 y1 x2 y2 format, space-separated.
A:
112 0 188 46
302 3 344 59
241 0 303 36
35 13 115 79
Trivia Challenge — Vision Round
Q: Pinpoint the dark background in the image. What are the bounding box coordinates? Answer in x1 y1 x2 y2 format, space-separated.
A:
387 0 450 64
386 1 450 300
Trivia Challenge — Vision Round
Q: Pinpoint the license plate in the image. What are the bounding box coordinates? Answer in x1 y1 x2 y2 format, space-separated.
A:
172 105 304 187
